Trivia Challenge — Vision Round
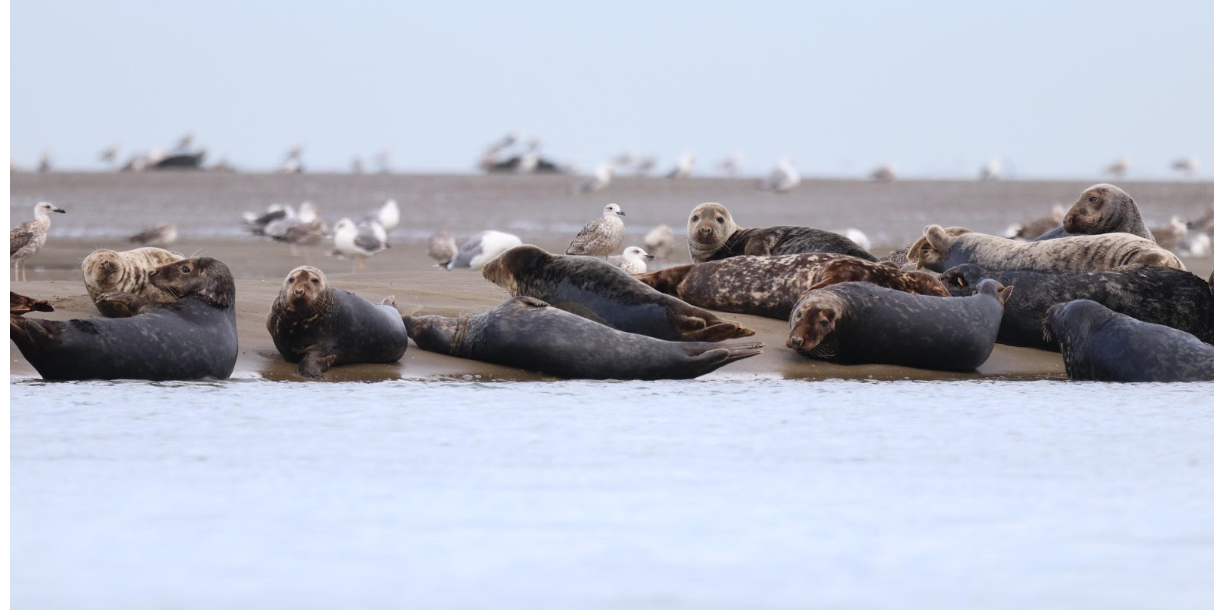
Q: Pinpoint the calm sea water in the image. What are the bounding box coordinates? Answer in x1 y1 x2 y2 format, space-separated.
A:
11 379 1212 609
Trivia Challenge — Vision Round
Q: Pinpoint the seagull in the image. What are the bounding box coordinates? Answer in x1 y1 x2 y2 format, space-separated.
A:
263 202 317 241
333 217 389 271
666 153 695 179
575 163 613 194
428 231 459 267
762 157 802 192
635 155 658 176
607 246 654 274
128 224 179 247
478 131 521 172
1105 157 1130 178
99 145 121 166
566 203 626 258
280 146 304 174
1150 216 1189 251
715 153 743 175
359 199 400 234
1171 157 1199 177
643 224 675 259
868 163 895 184
516 139 542 174
980 158 1002 180
244 203 292 234
11 201 66 282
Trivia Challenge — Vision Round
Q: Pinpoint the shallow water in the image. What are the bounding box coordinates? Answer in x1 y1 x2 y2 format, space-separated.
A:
12 379 1212 609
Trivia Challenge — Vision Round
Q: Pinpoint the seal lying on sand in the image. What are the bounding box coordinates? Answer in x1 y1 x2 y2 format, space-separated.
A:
404 296 764 380
482 245 754 342
1042 300 1213 382
636 253 948 320
10 291 53 316
687 202 877 263
82 247 184 317
1035 184 1154 241
906 225 1184 273
940 264 1213 350
786 279 1011 371
10 257 238 380
266 266 408 379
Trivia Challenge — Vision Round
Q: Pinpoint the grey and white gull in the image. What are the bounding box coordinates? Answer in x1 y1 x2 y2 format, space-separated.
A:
11 201 66 282
566 203 626 258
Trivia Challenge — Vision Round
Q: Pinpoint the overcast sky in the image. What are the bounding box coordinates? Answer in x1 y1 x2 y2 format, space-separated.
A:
11 1 1213 178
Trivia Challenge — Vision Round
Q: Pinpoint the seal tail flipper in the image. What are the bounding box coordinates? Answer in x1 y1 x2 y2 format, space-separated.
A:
10 315 56 351
10 291 53 316
382 296 396 306
685 341 765 375
677 319 756 342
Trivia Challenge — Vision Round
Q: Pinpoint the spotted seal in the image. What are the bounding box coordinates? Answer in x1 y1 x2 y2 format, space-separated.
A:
687 202 877 263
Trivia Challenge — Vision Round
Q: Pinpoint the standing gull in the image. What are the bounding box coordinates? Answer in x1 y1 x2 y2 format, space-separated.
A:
575 163 613 194
333 218 389 271
359 199 400 234
447 231 522 270
607 246 654 274
666 153 695 179
566 203 626 258
428 231 459 267
128 224 179 247
761 157 802 192
11 201 66 282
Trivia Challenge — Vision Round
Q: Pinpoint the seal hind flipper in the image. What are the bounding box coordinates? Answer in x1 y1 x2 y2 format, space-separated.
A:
10 316 57 350
676 320 756 342
296 351 337 379
10 291 53 316
683 341 764 374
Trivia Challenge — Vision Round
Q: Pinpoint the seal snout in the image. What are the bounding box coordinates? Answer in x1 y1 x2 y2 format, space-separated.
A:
787 335 804 349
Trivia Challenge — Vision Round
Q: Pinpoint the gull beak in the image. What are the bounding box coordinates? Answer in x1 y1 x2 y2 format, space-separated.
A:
54 207 66 214
646 254 655 259
617 211 626 216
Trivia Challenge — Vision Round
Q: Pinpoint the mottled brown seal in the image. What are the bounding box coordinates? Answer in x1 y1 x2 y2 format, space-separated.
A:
10 257 238 381
483 244 754 342
687 202 877 263
82 247 185 317
636 253 948 320
1034 184 1154 241
906 225 1184 273
266 266 409 379
786 279 1012 371
404 296 764 380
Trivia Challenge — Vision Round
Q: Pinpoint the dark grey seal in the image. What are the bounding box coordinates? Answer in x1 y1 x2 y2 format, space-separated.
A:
1034 183 1154 241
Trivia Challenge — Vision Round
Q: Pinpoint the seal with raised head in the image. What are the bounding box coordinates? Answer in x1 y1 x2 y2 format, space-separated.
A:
940 263 1213 350
266 266 409 378
1034 184 1154 241
82 247 184 317
10 257 238 380
482 244 754 342
687 202 877 263
636 253 948 320
906 225 1185 273
786 279 1012 371
404 296 764 380
1042 300 1213 382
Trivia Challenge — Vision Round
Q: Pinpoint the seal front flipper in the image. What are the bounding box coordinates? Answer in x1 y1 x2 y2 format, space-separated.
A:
10 316 59 350
94 292 158 318
296 350 337 379
10 291 53 316
682 341 764 376
676 319 756 342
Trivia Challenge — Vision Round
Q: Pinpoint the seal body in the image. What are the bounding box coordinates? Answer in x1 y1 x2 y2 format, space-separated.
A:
687 202 876 263
787 280 1010 371
1042 300 1213 382
1035 184 1153 241
907 225 1184 273
82 247 184 317
10 257 238 380
636 253 947 320
483 245 754 342
404 296 764 380
266 266 408 378
940 264 1213 350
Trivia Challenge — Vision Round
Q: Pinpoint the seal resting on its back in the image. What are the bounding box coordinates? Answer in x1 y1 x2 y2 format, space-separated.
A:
482 244 754 342
1034 184 1153 241
10 257 238 380
940 264 1213 350
786 279 1012 371
82 247 184 317
907 225 1184 273
1042 300 1213 382
687 202 877 263
404 296 764 380
636 253 948 320
266 266 408 378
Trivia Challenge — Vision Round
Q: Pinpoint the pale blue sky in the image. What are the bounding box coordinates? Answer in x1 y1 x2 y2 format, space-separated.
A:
11 1 1213 178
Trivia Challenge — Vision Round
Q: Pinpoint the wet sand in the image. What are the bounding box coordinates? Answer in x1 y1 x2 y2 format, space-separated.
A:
9 172 1212 381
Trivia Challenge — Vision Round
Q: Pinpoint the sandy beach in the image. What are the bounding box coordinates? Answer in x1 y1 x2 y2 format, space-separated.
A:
9 172 1212 381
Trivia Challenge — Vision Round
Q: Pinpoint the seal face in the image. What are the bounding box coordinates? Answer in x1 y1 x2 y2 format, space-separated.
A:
1035 184 1154 241
10 257 239 381
403 296 764 380
82 247 184 317
482 244 754 342
1042 300 1213 382
266 266 408 379
636 253 947 320
786 280 1010 371
940 264 1213 350
907 225 1185 273
686 202 877 263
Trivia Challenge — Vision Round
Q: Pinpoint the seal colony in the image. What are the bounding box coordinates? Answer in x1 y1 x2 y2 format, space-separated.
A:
9 180 1213 383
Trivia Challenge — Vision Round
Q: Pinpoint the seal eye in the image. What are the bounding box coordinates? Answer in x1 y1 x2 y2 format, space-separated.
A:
1089 196 1098 203
180 265 191 274
716 217 724 224
311 278 319 285
691 215 698 222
